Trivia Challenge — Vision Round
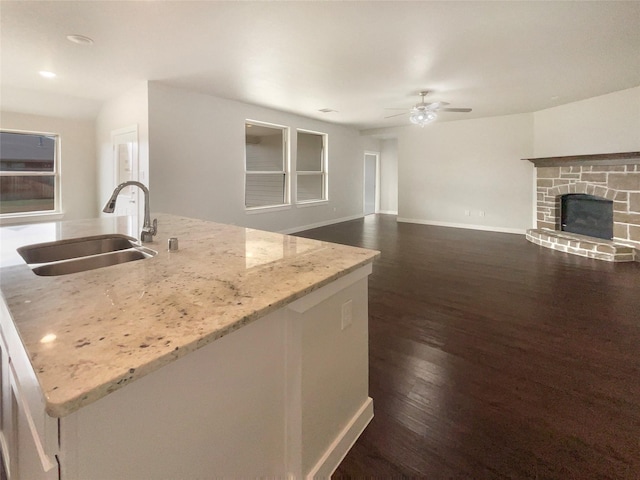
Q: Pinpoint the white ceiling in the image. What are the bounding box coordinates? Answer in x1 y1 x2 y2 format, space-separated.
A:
1 1 639 130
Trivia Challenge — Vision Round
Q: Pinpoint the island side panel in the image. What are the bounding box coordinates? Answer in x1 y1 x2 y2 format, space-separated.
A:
59 308 288 479
287 266 373 478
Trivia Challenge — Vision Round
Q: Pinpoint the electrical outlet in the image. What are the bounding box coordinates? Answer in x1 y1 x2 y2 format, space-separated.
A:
479 211 485 217
341 300 353 330
464 210 471 216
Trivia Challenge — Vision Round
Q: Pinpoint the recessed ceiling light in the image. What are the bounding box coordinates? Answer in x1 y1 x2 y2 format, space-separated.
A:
39 71 56 78
66 34 94 45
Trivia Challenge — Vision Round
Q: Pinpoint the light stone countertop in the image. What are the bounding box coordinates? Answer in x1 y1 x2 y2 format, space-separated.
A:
0 214 379 417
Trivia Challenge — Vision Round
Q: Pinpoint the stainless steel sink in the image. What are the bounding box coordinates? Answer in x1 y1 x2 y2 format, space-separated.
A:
18 234 138 263
18 234 156 276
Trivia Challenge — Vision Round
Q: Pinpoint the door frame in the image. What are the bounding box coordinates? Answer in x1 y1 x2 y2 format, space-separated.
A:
110 125 140 218
363 151 380 215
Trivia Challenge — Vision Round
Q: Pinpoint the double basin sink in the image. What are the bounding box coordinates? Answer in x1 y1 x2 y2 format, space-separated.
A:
18 234 157 276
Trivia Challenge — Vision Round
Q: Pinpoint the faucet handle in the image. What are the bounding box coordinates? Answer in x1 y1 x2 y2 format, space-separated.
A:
141 219 158 243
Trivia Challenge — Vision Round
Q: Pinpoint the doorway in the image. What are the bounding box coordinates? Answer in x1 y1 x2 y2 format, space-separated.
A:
364 152 379 216
110 126 139 217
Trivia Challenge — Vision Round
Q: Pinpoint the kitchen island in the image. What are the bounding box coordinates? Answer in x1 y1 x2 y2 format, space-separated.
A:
0 214 379 479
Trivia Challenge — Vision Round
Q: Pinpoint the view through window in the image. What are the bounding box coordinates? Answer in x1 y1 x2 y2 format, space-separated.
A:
0 131 58 215
296 130 327 202
245 122 288 208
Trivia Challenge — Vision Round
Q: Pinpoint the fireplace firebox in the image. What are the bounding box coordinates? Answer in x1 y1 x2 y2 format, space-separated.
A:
561 194 613 240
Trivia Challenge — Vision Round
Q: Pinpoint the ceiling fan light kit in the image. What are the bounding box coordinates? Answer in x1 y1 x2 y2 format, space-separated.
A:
409 108 437 127
386 90 472 127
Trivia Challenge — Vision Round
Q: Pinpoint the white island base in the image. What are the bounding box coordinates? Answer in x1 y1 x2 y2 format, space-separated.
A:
1 265 373 479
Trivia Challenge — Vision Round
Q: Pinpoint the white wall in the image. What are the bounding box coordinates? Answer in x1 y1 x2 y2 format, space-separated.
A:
359 135 381 157
0 86 102 121
533 86 640 157
148 82 369 233
379 139 398 214
0 111 97 221
96 82 149 213
394 113 534 233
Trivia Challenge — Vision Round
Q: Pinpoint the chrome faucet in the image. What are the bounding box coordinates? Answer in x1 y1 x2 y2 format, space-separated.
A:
103 181 157 243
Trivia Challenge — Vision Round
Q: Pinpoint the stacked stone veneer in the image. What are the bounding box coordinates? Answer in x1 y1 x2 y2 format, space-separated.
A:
529 157 640 262
526 229 637 262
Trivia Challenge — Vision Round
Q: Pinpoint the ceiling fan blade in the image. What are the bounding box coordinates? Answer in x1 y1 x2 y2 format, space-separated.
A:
384 112 408 119
426 101 450 110
440 108 472 113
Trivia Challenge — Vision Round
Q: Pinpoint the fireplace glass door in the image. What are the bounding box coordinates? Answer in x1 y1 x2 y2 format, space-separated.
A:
561 194 613 240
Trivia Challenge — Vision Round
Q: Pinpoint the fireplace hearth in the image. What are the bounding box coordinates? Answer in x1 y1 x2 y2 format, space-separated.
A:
524 151 640 262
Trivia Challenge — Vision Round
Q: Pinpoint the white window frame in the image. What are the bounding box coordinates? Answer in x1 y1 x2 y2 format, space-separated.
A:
244 120 291 212
0 129 62 224
295 129 328 205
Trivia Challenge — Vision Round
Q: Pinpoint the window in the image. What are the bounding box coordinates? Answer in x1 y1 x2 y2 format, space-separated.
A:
245 122 289 209
0 131 58 215
296 130 327 203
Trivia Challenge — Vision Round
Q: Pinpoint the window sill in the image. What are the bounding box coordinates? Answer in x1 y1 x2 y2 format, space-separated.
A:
296 200 328 208
245 204 292 215
0 211 65 226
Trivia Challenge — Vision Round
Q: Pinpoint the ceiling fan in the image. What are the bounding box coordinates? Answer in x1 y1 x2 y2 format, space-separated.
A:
385 91 472 126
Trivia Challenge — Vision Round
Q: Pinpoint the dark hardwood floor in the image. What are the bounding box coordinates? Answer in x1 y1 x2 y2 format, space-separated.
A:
294 214 640 480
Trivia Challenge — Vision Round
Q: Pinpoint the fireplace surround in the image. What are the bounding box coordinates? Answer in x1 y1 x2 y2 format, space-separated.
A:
524 151 640 262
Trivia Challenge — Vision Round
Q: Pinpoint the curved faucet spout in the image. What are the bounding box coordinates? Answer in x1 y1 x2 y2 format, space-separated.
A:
102 181 157 243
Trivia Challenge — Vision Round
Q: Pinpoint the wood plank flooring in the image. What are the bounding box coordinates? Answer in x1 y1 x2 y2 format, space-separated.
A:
294 214 640 480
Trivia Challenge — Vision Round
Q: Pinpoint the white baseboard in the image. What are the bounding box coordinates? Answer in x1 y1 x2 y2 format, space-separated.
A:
306 397 374 479
397 217 526 235
280 213 364 234
377 210 398 215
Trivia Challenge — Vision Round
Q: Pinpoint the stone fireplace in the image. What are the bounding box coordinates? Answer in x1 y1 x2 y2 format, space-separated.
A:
524 151 640 262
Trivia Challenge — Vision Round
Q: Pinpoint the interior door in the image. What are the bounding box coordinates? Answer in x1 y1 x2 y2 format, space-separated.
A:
111 127 139 217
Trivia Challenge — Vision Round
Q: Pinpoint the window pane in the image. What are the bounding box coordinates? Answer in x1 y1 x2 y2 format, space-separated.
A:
297 174 323 202
245 173 285 207
0 132 55 172
0 176 55 213
297 132 323 171
246 124 284 172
